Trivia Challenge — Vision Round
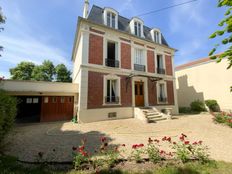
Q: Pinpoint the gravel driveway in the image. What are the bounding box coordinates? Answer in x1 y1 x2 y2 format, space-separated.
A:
4 113 232 162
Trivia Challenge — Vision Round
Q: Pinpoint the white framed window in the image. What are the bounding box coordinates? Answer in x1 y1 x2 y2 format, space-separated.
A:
103 75 121 105
156 54 166 74
134 22 142 37
103 8 118 29
134 48 143 65
130 17 144 38
26 98 32 104
44 97 49 103
33 98 39 104
157 82 167 104
151 28 162 44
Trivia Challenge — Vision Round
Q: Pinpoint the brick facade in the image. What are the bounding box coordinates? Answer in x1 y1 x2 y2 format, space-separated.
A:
165 55 173 76
121 43 131 69
88 34 103 65
167 80 175 105
87 71 132 109
148 80 157 105
147 50 155 73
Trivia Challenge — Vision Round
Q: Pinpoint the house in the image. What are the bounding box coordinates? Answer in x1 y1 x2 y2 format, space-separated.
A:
0 0 179 123
72 0 179 123
175 55 232 111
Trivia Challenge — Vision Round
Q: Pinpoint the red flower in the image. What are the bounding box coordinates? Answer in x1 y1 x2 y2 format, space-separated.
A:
173 141 176 145
139 143 144 147
184 141 190 145
160 150 165 154
181 133 187 138
100 137 106 142
179 136 185 141
192 142 198 145
132 144 138 149
154 139 160 143
81 151 87 157
198 140 203 145
121 144 126 147
148 137 153 143
228 119 232 123
162 136 167 141
166 137 171 142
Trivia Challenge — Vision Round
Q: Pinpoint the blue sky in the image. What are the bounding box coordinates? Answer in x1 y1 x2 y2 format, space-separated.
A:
0 0 227 78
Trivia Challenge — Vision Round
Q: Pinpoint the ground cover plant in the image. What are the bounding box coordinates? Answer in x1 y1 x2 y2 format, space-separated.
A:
213 111 232 128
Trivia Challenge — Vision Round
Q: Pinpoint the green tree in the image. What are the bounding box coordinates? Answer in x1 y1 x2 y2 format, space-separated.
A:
209 0 232 91
0 7 6 56
32 60 55 81
55 64 72 82
10 62 35 80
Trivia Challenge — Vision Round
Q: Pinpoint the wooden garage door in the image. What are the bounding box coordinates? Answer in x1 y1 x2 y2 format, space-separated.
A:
41 96 74 122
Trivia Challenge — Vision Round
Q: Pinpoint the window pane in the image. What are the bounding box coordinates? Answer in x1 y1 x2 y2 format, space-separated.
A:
61 97 65 103
107 80 110 101
135 84 138 95
138 23 141 37
107 12 111 27
26 98 32 104
33 98 39 103
112 14 115 28
134 22 138 36
52 97 57 103
44 97 48 103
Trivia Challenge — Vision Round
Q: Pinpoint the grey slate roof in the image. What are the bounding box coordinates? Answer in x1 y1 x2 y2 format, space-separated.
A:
87 5 169 47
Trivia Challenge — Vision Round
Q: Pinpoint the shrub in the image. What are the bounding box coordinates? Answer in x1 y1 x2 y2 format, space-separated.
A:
0 90 17 145
205 100 220 112
179 107 192 113
130 144 145 163
190 100 206 112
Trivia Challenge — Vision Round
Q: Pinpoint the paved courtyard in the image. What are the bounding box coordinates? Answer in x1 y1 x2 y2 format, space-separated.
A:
5 113 232 162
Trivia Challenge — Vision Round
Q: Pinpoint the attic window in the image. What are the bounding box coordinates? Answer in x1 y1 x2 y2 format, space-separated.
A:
107 12 116 28
151 29 161 44
134 21 142 37
104 8 118 29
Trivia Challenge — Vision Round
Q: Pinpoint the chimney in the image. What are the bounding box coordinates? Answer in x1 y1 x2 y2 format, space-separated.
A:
83 0 89 19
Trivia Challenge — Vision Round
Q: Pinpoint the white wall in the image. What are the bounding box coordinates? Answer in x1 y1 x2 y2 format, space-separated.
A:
176 59 232 110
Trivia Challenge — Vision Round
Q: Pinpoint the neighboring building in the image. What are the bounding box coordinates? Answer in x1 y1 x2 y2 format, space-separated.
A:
72 1 178 123
175 55 232 111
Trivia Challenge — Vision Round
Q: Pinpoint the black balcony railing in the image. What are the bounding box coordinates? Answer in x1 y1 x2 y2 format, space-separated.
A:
134 64 146 72
105 96 120 104
158 97 167 103
157 68 165 74
105 59 119 68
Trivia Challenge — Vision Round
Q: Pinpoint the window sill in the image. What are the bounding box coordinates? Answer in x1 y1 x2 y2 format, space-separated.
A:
103 103 122 106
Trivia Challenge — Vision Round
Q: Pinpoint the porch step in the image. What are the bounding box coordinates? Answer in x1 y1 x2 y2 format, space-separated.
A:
140 107 167 123
146 114 162 119
147 117 167 123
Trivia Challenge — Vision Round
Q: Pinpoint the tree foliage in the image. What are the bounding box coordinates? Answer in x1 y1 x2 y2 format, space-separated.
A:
10 62 35 80
10 60 72 82
0 7 6 56
55 64 72 82
209 0 232 91
32 60 55 81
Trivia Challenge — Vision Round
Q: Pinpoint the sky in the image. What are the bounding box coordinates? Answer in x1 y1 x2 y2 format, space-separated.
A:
0 0 227 78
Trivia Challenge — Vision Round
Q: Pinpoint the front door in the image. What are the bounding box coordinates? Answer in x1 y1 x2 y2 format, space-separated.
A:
135 81 144 107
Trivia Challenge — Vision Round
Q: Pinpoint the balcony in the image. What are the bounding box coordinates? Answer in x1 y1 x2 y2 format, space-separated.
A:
134 64 146 72
158 97 167 103
105 96 120 104
105 58 119 68
157 68 165 74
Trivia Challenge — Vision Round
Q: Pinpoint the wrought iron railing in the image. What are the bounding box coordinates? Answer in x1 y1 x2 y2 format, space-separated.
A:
134 64 146 72
158 97 167 103
157 68 166 74
105 96 120 104
105 59 119 68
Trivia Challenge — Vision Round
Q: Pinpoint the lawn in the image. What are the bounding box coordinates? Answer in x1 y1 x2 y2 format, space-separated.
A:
1 155 232 174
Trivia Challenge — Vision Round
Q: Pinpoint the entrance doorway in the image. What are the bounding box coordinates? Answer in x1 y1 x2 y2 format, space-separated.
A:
134 81 144 107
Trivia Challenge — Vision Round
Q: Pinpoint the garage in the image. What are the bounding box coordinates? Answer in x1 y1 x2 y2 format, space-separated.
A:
0 80 78 123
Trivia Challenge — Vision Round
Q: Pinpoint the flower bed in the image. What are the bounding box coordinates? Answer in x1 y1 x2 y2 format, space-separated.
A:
72 134 210 172
212 111 232 128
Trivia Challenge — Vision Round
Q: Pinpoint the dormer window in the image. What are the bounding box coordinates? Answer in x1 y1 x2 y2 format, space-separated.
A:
134 21 142 37
130 17 144 38
151 28 161 44
103 8 118 29
107 12 116 28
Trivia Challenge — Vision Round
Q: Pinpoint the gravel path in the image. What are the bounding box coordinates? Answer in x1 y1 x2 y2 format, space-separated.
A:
4 113 232 162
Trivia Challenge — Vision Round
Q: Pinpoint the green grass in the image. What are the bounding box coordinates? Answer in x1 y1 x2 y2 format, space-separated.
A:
1 155 232 174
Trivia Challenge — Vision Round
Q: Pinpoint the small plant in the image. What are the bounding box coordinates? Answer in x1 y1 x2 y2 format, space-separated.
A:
130 144 145 163
72 139 89 170
179 107 192 113
205 100 220 112
190 100 206 112
213 112 232 128
146 138 162 163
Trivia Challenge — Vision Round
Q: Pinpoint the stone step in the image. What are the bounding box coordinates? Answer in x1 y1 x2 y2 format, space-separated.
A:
147 117 167 122
145 112 161 116
142 110 157 113
146 115 162 119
